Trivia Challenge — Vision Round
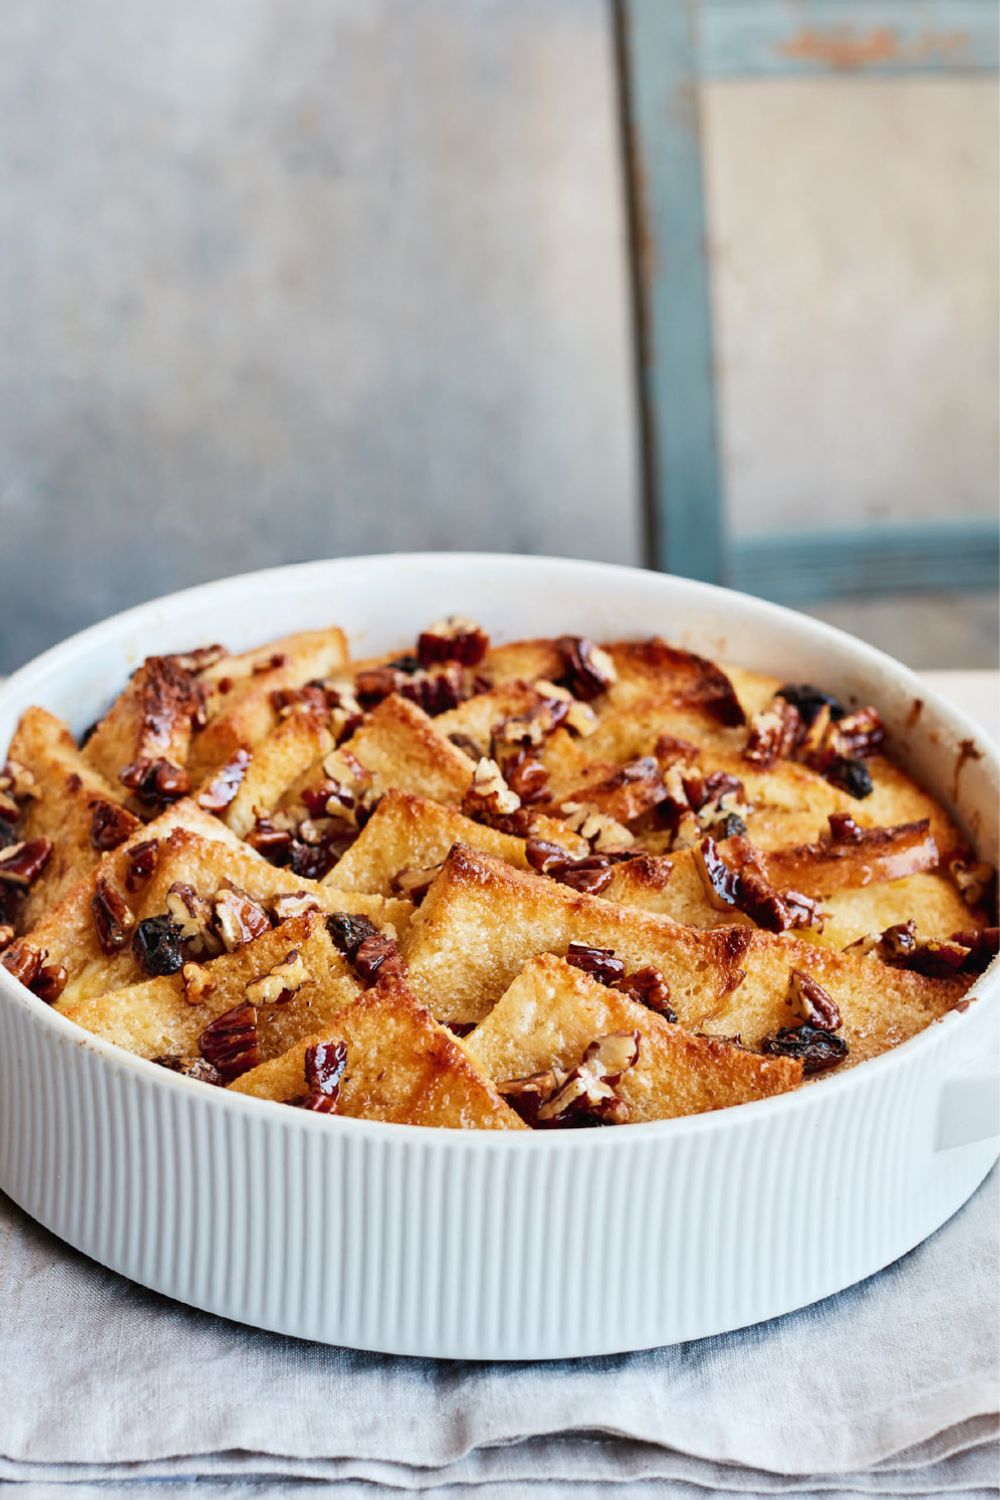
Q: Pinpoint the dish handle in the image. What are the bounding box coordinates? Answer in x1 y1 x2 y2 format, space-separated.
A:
935 1055 1000 1150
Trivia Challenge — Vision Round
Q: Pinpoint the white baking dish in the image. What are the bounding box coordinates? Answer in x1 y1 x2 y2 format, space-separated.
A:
0 554 996 1359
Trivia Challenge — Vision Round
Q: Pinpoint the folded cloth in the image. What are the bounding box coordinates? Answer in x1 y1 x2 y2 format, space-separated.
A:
1 1167 996 1498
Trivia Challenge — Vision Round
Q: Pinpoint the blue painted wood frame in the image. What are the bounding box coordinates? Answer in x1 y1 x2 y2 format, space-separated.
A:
616 0 1000 600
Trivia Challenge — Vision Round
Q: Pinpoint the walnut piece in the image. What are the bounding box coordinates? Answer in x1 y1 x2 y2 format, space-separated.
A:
245 947 310 1006
181 962 216 1006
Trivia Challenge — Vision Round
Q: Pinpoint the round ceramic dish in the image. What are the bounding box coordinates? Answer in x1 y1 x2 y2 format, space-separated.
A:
0 555 996 1359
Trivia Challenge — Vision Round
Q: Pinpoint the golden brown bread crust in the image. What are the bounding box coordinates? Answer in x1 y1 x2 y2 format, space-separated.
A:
4 621 990 1129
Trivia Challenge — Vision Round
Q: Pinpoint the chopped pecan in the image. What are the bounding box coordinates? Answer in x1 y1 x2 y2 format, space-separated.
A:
167 644 228 675
847 920 973 977
119 757 191 810
165 882 221 958
525 841 635 896
212 881 272 951
787 969 841 1032
949 927 999 973
197 1001 261 1082
124 838 160 891
251 651 289 675
399 663 467 716
555 636 618 701
289 1038 349 1113
245 817 295 863
0 838 53 887
0 759 38 803
152 1054 225 1085
417 616 490 668
761 1025 848 1075
744 700 803 769
536 1031 640 1126
197 748 252 812
270 890 322 923
462 757 522 826
353 932 405 986
559 802 635 852
246 948 309 1006
565 942 626 986
91 877 136 953
949 858 996 910
614 965 677 1022
271 682 329 717
89 799 139 852
131 915 186 976
497 1067 568 1126
496 748 549 805
181 961 216 1005
0 923 15 952
825 812 864 843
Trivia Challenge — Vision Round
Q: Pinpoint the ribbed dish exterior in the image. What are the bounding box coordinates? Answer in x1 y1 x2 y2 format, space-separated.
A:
0 555 996 1358
1 981 996 1359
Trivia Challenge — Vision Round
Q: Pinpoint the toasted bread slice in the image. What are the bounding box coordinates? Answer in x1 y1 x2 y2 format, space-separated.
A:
327 789 587 895
403 845 971 1063
82 655 204 792
231 968 525 1129
481 639 566 687
325 695 476 805
26 812 407 1004
215 707 334 837
464 953 802 1120
603 851 978 950
61 912 360 1064
6 707 140 930
188 628 348 781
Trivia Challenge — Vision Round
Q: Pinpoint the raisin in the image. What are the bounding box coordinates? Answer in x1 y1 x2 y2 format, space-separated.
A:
0 817 17 847
716 812 748 840
824 756 873 800
760 1024 849 1075
776 683 845 724
131 915 186 976
327 912 379 958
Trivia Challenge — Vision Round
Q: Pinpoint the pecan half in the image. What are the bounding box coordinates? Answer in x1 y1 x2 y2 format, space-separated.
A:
417 616 490 668
91 877 136 953
33 962 68 1004
787 969 841 1032
352 932 405 986
390 863 443 903
89 799 139 852
1 940 45 988
290 1038 349 1113
760 1025 848 1075
119 757 191 809
565 942 626 986
693 837 823 933
614 965 677 1022
246 948 309 1006
555 636 618 701
197 1001 260 1082
197 747 252 812
245 816 295 863
525 842 634 896
847 920 973 976
213 881 272 951
270 890 322 923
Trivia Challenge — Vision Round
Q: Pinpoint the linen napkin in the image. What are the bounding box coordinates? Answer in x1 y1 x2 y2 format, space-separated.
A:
1 1162 997 1499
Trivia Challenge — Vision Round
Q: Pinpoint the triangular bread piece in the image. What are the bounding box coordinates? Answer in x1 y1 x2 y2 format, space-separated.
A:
231 968 526 1129
464 952 802 1120
60 912 359 1065
5 706 140 930
403 845 971 1064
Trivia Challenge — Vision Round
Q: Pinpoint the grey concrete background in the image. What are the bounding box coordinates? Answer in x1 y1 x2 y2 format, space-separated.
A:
1 2 996 672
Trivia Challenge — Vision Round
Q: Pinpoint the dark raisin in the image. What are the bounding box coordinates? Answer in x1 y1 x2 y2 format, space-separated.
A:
327 912 379 958
824 755 873 800
776 684 845 724
131 915 185 976
760 1024 849 1075
387 654 421 674
565 942 626 986
0 817 17 847
716 812 748 840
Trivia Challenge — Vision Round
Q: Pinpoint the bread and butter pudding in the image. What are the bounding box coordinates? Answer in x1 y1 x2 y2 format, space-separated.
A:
0 619 994 1131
